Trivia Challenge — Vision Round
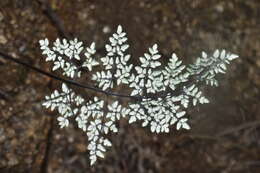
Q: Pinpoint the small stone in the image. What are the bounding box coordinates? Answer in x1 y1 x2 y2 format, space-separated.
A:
8 158 19 166
215 4 224 13
103 26 111 34
256 59 260 68
0 128 5 143
0 12 3 21
0 35 7 44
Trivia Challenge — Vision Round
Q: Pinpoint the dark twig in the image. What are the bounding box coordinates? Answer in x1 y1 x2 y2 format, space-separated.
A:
187 120 260 144
189 121 260 140
40 116 55 173
217 120 260 137
0 89 11 101
36 0 120 56
36 0 70 39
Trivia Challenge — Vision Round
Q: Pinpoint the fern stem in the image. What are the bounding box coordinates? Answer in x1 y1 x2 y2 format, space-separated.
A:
0 51 141 100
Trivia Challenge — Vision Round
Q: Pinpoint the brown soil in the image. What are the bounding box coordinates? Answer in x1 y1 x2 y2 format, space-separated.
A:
0 0 259 173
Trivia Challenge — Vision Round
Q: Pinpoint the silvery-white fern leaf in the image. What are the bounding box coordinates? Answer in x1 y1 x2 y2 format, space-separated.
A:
40 25 239 165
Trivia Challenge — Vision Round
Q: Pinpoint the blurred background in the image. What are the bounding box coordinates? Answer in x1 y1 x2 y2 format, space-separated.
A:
0 0 259 172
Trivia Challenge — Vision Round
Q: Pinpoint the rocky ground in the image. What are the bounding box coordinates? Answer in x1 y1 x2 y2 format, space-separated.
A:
0 0 259 172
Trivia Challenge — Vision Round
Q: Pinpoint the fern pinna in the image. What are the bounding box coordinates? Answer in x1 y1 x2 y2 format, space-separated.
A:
40 25 238 165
